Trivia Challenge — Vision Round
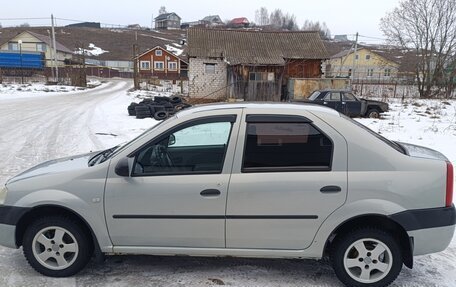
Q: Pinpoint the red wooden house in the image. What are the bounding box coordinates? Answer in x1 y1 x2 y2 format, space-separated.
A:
136 46 188 81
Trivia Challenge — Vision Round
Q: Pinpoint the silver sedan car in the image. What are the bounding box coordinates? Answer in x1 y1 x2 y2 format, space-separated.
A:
0 103 454 287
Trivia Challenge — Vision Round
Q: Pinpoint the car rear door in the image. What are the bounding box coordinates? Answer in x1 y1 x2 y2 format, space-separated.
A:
225 110 348 250
104 111 242 248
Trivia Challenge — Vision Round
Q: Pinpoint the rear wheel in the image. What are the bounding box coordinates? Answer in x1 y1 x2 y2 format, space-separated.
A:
23 216 92 277
331 228 402 287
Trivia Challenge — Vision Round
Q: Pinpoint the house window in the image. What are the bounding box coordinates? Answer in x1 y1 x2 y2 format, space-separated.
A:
8 43 19 51
249 72 274 82
204 63 216 74
168 61 178 71
140 61 150 70
384 69 391 77
355 54 359 60
348 69 352 77
366 55 371 60
367 69 374 77
155 50 163 56
154 61 164 70
36 43 47 52
242 122 333 172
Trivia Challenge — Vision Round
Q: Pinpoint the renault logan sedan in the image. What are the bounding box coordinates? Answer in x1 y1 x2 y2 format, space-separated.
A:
0 103 454 287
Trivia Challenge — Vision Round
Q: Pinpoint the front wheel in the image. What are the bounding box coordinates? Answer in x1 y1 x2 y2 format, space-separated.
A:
331 228 403 287
22 216 92 277
367 109 380 118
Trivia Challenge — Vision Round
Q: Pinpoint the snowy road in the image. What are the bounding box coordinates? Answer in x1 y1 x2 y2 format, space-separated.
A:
0 83 455 286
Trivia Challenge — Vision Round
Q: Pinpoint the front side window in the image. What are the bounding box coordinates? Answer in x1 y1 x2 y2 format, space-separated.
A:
242 122 333 172
342 93 357 101
133 121 233 176
155 50 163 56
308 91 321 101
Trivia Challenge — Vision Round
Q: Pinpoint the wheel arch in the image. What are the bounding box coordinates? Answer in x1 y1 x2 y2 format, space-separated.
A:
323 214 413 268
15 204 102 259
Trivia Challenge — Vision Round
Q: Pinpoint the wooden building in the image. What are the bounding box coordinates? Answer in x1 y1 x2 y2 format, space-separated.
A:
136 46 188 81
188 28 328 100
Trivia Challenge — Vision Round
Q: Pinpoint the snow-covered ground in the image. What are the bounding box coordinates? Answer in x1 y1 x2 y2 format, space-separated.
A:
0 85 455 286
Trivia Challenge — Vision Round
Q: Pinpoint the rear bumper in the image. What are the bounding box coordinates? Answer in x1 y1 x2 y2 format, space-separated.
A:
390 205 455 256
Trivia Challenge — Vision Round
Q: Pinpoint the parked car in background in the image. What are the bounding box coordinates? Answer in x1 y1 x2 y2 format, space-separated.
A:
304 90 389 118
0 103 454 287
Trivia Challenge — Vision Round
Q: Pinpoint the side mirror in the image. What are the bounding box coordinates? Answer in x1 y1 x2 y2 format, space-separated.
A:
168 134 176 146
115 157 130 177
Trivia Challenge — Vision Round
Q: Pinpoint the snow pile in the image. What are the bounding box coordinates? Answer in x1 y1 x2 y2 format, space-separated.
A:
0 80 106 100
75 43 109 56
165 44 183 56
356 98 456 163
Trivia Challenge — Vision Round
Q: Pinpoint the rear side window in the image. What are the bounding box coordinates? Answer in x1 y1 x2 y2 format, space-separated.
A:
242 122 333 172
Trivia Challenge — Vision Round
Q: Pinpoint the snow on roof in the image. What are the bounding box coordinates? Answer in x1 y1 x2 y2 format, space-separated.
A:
75 43 108 57
165 44 183 56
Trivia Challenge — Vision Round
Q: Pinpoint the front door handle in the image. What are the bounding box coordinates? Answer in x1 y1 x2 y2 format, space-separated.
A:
200 189 221 197
320 185 342 193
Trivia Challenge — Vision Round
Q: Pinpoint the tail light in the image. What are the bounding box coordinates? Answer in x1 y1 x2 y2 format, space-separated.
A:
446 161 454 207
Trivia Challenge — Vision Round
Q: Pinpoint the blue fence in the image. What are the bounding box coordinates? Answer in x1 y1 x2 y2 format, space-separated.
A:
0 51 45 69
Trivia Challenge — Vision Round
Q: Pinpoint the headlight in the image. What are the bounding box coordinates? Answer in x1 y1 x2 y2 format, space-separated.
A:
0 186 7 205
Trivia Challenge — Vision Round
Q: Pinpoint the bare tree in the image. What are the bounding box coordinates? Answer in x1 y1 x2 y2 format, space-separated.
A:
255 7 269 26
19 22 30 27
268 9 299 31
381 0 456 98
302 20 331 39
159 6 167 15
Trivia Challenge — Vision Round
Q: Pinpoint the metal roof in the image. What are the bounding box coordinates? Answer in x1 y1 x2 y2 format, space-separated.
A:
155 13 181 21
188 28 329 65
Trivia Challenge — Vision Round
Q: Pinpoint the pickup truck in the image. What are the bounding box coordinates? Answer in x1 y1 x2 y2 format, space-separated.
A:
305 90 389 118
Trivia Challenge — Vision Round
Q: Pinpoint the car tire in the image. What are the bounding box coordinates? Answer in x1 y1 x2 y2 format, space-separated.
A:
331 227 402 287
154 110 168 120
367 109 380 118
22 216 92 277
170 96 182 104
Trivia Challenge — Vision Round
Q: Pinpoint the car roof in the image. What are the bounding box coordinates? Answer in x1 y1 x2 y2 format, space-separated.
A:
177 102 341 118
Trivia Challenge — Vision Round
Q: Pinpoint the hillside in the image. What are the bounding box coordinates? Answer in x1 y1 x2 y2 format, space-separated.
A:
0 27 187 61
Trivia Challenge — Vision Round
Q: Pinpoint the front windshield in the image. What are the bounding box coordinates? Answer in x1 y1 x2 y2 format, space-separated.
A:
108 116 174 159
341 114 405 154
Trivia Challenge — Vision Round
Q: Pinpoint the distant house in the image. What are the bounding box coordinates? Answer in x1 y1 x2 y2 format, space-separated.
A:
135 46 188 81
326 47 401 80
155 13 181 30
201 15 224 26
0 30 73 67
181 15 224 29
228 17 250 28
188 28 328 100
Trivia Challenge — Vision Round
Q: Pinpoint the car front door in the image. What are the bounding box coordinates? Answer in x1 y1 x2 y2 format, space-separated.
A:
342 92 362 117
225 112 347 250
104 113 241 248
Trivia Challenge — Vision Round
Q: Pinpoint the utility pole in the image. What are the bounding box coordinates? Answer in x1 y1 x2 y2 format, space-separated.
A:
133 43 139 90
51 14 59 82
351 32 358 82
47 30 55 81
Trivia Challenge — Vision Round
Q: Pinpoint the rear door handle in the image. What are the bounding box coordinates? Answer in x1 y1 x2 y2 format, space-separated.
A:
200 189 221 197
320 185 342 193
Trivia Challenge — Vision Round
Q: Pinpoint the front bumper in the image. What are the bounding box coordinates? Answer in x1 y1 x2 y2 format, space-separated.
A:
0 205 31 249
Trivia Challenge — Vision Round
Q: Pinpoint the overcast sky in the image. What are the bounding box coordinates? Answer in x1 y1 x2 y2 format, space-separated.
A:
0 0 400 42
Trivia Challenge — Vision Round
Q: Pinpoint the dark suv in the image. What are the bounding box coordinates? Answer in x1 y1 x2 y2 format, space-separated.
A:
304 90 389 118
